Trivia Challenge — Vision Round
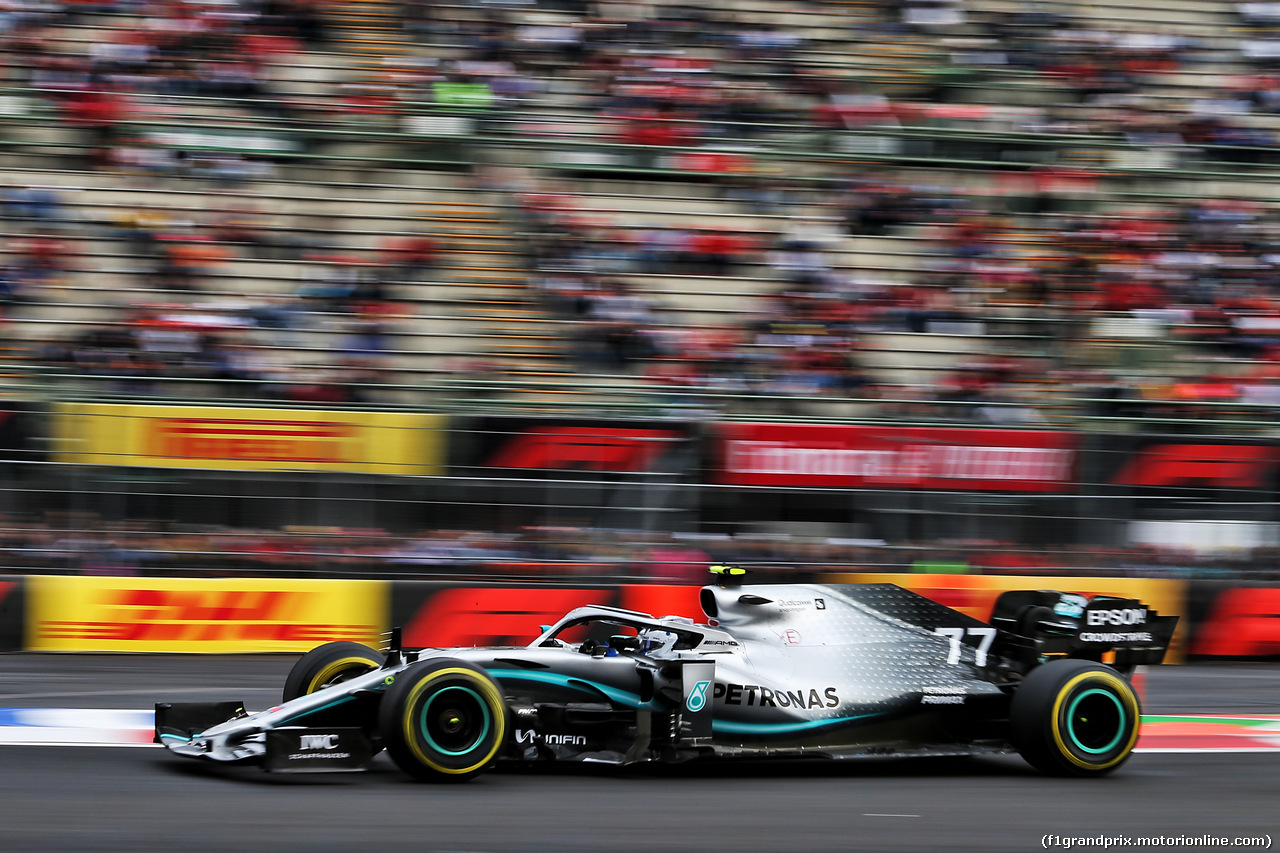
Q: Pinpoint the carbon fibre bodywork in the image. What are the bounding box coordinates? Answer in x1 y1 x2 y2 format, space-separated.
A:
155 581 1178 775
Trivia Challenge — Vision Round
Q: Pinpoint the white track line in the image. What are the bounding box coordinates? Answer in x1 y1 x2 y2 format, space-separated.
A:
0 708 155 746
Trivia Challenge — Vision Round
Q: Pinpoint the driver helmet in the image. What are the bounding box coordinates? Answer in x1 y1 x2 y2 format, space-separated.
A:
638 629 677 657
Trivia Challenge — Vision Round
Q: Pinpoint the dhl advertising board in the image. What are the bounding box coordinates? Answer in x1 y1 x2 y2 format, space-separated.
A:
51 404 445 474
27 577 388 653
831 573 1188 662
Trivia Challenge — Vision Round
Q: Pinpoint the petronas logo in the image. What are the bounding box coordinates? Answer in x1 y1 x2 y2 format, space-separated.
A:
687 680 711 712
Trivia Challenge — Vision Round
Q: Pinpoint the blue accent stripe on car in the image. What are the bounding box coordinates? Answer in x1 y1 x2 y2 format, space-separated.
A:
486 670 666 710
712 714 885 736
279 695 355 724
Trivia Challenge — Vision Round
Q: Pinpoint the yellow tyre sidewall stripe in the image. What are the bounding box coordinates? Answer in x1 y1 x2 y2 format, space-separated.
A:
1050 671 1140 772
306 656 378 694
402 667 506 775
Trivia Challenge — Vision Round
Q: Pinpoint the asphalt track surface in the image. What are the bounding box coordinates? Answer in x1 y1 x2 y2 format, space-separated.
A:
0 656 1276 853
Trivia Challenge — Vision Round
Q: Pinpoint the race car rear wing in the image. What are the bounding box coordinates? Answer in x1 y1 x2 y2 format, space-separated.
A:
990 590 1179 669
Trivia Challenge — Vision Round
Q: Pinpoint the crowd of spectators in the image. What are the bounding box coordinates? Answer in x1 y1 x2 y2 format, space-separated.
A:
6 0 1280 418
2 512 1274 581
38 303 398 402
500 132 1280 420
515 186 763 369
10 0 1280 579
505 161 1280 423
1 176 430 402
4 0 1280 156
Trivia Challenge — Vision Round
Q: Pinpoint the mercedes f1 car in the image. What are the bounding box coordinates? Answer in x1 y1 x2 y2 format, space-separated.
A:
155 573 1178 779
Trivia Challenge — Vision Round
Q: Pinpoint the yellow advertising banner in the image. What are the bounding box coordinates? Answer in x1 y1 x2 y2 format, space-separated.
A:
830 573 1189 663
51 404 445 474
27 576 389 653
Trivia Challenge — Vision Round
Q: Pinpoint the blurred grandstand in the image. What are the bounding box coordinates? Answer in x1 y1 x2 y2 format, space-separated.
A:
3 0 1280 579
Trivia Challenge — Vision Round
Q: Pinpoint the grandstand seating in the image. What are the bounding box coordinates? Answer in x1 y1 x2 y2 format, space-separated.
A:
2 0 1280 424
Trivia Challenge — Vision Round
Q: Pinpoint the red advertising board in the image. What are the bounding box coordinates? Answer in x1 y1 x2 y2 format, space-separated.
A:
1109 442 1280 489
455 418 691 474
714 424 1078 491
394 584 704 648
483 426 681 472
1189 586 1280 658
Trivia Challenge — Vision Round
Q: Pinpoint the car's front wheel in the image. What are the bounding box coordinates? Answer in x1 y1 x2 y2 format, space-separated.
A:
1010 659 1141 777
282 641 386 703
377 659 508 782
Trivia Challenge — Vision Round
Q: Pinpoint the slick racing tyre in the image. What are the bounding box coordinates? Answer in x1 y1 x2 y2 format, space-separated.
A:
282 641 386 702
378 659 509 782
1010 659 1141 777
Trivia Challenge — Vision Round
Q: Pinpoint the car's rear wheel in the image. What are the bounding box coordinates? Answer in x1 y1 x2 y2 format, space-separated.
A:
378 659 508 782
282 641 386 702
1010 659 1141 777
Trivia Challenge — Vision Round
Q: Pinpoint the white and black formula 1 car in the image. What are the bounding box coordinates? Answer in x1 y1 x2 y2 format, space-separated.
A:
155 570 1178 780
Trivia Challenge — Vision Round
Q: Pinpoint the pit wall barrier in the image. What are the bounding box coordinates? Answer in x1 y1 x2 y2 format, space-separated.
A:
2 574 1277 660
